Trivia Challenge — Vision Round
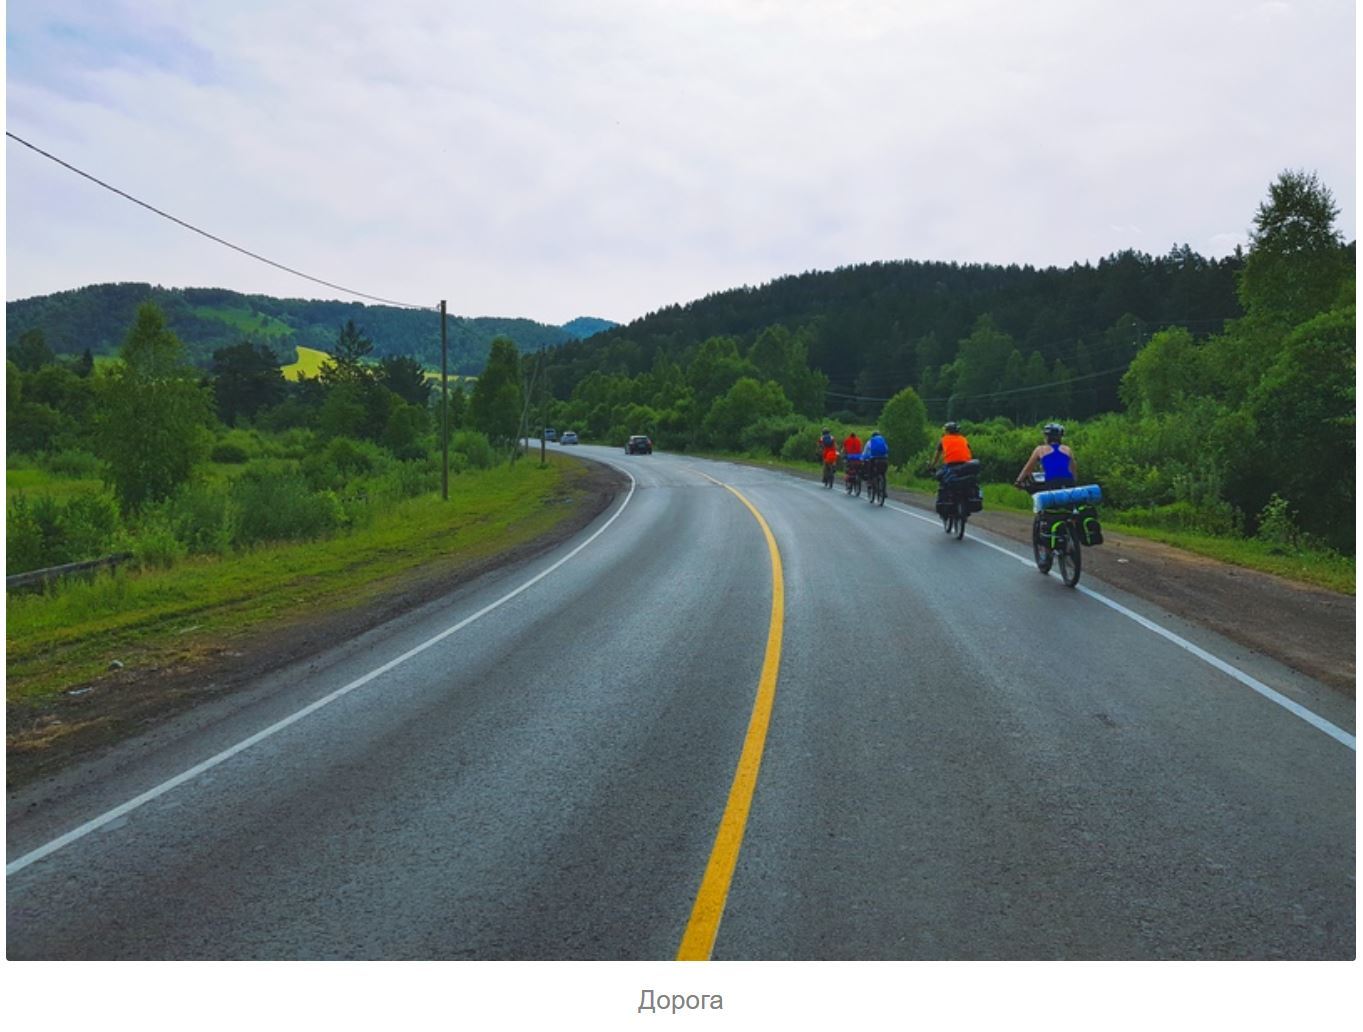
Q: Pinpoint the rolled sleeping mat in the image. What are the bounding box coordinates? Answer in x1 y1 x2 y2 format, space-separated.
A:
1033 483 1102 512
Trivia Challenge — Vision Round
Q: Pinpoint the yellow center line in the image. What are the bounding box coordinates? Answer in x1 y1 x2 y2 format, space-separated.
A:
676 470 784 961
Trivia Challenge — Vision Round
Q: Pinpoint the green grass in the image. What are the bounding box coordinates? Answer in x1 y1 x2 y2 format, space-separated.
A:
6 466 107 503
1101 523 1355 594
6 455 592 704
281 345 333 381
193 305 294 339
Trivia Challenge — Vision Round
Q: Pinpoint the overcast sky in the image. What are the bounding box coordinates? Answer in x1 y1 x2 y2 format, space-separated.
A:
4 0 1356 325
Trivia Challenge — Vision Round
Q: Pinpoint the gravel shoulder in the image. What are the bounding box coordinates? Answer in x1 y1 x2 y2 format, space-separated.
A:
888 483 1355 697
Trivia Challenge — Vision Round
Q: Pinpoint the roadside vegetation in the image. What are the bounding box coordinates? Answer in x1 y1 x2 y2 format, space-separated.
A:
542 170 1354 593
7 302 563 706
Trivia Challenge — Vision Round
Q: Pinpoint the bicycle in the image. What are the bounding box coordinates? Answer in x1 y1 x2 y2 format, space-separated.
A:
822 458 836 489
932 462 981 541
864 458 887 507
1017 477 1085 587
844 458 863 497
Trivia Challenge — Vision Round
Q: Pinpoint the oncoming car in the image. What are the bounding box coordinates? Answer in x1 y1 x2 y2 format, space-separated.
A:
559 430 579 445
625 435 653 455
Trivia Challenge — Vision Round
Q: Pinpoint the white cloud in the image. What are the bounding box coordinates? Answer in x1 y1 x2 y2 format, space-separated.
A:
4 0 1355 323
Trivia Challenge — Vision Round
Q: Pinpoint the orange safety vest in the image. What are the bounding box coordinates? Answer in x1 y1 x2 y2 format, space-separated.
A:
941 434 972 464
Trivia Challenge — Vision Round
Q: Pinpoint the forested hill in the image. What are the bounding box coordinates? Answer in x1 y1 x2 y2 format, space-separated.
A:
5 283 618 375
543 247 1246 419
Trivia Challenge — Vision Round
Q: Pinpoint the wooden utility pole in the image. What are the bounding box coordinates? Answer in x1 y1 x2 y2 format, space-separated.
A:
539 346 547 465
440 299 448 501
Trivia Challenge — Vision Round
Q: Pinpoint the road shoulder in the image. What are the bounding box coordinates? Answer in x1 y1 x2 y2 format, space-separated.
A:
6 457 630 790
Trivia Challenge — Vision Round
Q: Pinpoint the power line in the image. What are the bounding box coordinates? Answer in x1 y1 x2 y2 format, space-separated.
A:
825 363 1132 406
6 131 434 311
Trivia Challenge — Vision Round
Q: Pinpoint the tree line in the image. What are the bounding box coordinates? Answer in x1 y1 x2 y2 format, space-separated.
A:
9 305 536 508
538 170 1353 555
542 241 1249 425
6 283 614 376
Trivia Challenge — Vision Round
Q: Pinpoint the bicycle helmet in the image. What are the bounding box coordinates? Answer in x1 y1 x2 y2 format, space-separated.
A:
943 421 960 434
1043 422 1065 441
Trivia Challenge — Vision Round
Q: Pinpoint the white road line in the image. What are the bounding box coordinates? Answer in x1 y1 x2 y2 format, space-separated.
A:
7 470 639 877
878 499 1355 751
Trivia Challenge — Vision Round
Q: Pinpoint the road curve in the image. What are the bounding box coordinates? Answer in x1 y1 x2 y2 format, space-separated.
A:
6 446 1355 959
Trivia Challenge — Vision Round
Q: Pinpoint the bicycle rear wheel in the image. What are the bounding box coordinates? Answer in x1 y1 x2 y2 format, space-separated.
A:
954 502 966 539
1032 518 1053 573
1058 530 1082 587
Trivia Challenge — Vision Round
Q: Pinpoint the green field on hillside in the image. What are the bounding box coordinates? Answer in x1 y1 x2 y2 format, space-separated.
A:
281 345 333 381
193 305 294 339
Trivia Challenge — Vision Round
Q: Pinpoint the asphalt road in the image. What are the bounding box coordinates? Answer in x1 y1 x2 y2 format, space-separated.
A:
6 446 1356 959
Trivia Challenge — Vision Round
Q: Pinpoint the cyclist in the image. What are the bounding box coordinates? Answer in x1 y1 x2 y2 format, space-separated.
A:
841 428 864 489
1015 422 1076 489
861 428 888 481
930 421 972 469
818 427 838 486
931 421 974 509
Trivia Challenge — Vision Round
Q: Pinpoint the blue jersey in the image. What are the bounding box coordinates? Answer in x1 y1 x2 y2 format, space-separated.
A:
1040 443 1072 481
863 435 888 459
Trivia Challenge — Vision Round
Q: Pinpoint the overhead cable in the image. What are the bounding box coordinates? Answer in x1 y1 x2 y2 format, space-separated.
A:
6 131 434 311
826 363 1132 406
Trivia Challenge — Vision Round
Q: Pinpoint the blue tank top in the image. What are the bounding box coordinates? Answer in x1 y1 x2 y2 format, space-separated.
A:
1040 443 1072 481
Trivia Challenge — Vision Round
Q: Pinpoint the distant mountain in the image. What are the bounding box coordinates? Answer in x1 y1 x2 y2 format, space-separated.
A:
560 316 618 339
5 284 614 375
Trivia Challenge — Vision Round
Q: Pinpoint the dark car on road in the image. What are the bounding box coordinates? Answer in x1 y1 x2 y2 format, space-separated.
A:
626 435 653 455
560 430 579 445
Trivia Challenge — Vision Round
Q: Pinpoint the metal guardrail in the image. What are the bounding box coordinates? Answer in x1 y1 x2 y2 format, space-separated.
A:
6 552 135 592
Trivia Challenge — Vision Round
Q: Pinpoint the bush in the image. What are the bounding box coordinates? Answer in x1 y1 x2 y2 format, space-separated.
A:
211 441 251 464
6 495 45 574
300 437 384 491
1255 493 1301 552
5 492 119 573
878 387 930 468
741 416 809 456
370 458 440 504
778 421 851 463
59 493 120 561
1113 500 1241 536
43 449 101 479
231 467 342 546
451 430 496 470
168 482 234 554
132 511 187 569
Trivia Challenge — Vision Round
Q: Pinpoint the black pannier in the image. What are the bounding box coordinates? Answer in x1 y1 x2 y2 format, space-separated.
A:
943 459 981 480
938 460 982 513
1077 504 1104 546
